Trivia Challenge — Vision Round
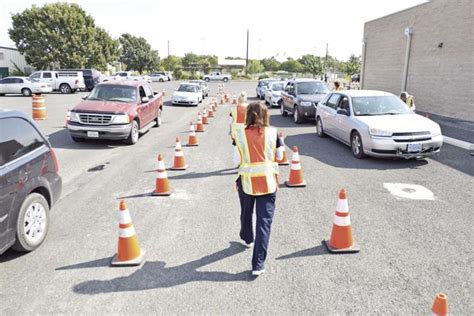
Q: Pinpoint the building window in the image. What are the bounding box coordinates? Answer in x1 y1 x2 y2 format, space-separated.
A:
0 52 4 60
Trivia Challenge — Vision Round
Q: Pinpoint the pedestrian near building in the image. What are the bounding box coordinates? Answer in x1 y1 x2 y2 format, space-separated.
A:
231 102 283 276
400 91 416 111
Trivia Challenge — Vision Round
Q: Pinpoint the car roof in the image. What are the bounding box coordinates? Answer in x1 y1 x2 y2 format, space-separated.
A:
339 90 395 97
0 109 31 120
179 82 200 86
99 80 145 87
2 76 28 79
292 78 323 82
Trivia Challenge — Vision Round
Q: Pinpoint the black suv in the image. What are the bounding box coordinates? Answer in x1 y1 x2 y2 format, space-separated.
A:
0 110 62 254
63 68 100 91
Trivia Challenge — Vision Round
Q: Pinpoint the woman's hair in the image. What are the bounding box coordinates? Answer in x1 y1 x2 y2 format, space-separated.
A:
334 81 340 88
238 91 247 104
245 102 269 129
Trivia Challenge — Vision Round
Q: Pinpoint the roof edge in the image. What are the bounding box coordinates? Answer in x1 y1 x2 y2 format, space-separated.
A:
365 1 431 25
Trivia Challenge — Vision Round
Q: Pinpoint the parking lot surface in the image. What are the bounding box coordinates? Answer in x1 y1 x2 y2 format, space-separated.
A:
0 81 472 314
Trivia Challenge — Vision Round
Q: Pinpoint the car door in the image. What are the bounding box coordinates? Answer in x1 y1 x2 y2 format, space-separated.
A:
282 82 292 111
137 85 152 125
2 78 16 94
0 78 5 93
324 93 341 135
13 78 24 93
333 95 353 143
144 84 157 121
42 72 54 87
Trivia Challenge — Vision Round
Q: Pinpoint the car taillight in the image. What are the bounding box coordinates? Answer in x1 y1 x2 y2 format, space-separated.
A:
50 148 59 173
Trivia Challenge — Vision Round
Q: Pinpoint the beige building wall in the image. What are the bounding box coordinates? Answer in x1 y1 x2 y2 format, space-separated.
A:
361 0 474 120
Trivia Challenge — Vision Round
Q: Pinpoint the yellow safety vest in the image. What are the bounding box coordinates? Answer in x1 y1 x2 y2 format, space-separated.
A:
233 126 279 196
405 95 414 109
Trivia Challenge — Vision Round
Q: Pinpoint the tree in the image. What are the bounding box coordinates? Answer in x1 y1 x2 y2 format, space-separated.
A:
261 57 281 72
119 33 160 73
8 3 119 69
342 54 361 76
181 52 199 68
298 54 323 78
246 60 264 74
160 55 182 71
280 58 304 73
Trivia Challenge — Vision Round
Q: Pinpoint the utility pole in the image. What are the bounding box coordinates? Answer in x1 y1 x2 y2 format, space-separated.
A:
325 43 329 82
246 29 249 70
167 40 170 57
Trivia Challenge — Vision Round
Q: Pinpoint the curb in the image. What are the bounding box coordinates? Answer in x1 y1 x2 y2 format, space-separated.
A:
443 136 474 151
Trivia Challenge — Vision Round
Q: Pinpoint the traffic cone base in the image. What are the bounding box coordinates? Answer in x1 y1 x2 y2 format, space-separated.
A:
152 188 172 196
170 164 188 170
322 239 360 253
111 250 145 266
284 180 306 187
187 143 199 147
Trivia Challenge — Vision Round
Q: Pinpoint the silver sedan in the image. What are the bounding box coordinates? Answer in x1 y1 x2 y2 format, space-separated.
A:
315 90 443 159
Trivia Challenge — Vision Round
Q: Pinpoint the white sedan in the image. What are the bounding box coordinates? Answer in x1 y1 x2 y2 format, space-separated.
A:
316 90 443 159
0 76 52 97
172 83 202 106
149 73 168 82
264 81 285 107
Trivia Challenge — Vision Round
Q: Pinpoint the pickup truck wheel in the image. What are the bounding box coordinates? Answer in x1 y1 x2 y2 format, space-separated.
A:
293 106 304 124
60 83 72 94
22 88 32 97
280 101 288 117
351 131 366 159
12 193 50 252
223 78 228 82
316 117 326 137
154 108 162 127
204 78 210 82
126 120 139 145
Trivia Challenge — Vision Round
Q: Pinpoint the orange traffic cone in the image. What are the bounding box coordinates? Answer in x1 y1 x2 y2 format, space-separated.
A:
220 97 224 105
153 154 172 196
232 96 237 104
162 89 166 96
202 108 209 124
277 132 289 165
285 146 306 187
208 105 214 118
432 293 448 315
211 97 217 106
187 122 199 146
224 93 229 102
111 200 144 266
196 112 205 132
323 189 360 253
171 137 188 170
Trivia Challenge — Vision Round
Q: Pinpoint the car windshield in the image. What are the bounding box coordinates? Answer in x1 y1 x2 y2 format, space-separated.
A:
259 80 269 86
178 85 197 92
352 96 412 116
87 85 137 103
297 82 329 94
271 83 284 91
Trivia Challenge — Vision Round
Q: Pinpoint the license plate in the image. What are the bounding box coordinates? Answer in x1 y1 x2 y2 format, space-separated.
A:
87 131 99 138
407 143 422 152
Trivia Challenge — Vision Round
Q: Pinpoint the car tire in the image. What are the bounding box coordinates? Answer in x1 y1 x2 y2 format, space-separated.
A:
12 193 50 252
280 101 288 117
159 79 164 82
21 88 32 97
60 83 72 94
293 106 304 124
0 94 5 96
126 120 139 145
351 131 366 159
204 78 210 82
154 108 162 127
223 78 228 82
71 136 85 142
316 117 326 137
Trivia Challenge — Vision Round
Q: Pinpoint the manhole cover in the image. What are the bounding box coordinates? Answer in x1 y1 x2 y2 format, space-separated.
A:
383 183 434 200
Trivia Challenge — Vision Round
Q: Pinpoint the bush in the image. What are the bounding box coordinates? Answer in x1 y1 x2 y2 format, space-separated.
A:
258 73 269 80
179 71 191 80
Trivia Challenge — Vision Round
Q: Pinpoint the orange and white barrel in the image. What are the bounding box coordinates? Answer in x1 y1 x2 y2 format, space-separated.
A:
32 94 47 120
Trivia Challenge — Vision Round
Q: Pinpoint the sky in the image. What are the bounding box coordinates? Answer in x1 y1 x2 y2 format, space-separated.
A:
0 0 428 61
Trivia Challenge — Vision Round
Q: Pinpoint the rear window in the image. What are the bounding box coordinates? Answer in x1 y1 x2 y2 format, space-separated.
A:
0 117 46 166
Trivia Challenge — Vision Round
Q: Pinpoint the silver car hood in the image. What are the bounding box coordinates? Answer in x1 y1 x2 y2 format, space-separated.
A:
356 113 441 133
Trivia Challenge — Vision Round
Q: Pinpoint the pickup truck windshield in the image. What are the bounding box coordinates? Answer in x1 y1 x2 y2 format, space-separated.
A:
297 82 329 94
87 85 137 103
178 85 198 92
352 96 411 116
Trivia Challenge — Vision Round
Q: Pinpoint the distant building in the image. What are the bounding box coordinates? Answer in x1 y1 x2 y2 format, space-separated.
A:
0 46 34 78
361 0 473 119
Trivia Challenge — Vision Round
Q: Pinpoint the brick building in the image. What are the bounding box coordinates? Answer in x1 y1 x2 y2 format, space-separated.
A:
361 0 473 119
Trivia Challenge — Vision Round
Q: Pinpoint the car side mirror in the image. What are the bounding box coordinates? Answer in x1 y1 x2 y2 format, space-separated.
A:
141 96 149 103
82 94 89 100
337 109 350 116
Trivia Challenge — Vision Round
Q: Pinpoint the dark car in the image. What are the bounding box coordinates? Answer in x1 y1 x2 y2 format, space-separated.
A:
63 69 100 91
0 110 62 255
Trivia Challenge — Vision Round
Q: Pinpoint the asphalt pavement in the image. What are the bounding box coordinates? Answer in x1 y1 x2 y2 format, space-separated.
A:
0 81 472 314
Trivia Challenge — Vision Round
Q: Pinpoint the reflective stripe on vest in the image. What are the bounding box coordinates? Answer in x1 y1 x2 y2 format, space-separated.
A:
233 126 279 195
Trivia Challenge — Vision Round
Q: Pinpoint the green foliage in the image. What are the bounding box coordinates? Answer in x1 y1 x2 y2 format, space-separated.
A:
261 57 281 72
182 52 199 68
342 54 361 76
246 60 264 74
119 33 160 74
230 69 240 78
10 61 26 76
258 74 269 80
161 55 182 71
279 58 304 73
298 54 323 78
8 3 119 70
173 65 183 80
179 71 191 80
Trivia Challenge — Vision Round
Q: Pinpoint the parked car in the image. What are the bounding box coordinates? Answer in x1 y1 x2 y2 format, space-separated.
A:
189 80 209 99
172 83 202 106
101 71 151 83
29 70 85 94
202 72 231 82
0 77 52 97
315 90 443 159
0 109 62 255
264 81 285 107
280 79 330 124
149 73 168 82
67 81 163 145
62 69 101 91
154 71 172 81
256 78 277 100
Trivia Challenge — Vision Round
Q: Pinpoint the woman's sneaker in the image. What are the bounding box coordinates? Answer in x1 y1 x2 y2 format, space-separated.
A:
252 269 265 276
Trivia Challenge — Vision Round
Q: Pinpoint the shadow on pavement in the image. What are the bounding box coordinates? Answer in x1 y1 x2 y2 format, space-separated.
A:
276 243 328 260
0 248 28 263
269 111 315 128
72 242 254 294
47 128 126 150
167 167 238 180
56 257 112 270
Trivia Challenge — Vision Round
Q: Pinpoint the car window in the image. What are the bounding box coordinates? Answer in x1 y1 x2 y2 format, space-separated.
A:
327 94 341 110
338 96 350 110
352 96 411 116
2 78 13 84
43 72 52 78
0 117 46 166
13 78 23 84
143 85 154 99
30 73 40 80
178 84 198 92
139 86 147 99
88 84 137 103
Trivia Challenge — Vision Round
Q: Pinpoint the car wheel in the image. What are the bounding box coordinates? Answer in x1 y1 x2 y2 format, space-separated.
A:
126 120 139 145
316 117 326 137
204 78 210 82
351 131 366 159
22 88 32 97
159 79 164 82
60 83 72 94
0 94 5 96
71 136 85 142
155 108 162 127
223 78 228 82
280 101 288 117
12 193 50 252
293 106 304 124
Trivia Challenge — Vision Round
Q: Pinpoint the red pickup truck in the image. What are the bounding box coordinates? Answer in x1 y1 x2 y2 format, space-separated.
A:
67 81 163 144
